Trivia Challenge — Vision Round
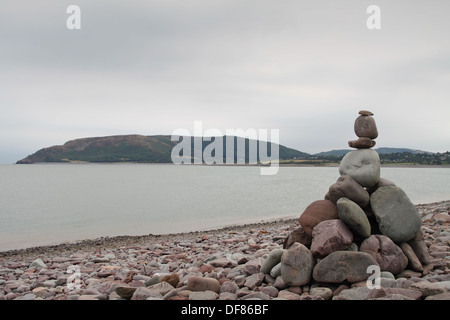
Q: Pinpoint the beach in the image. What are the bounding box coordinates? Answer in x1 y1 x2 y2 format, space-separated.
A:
0 200 449 300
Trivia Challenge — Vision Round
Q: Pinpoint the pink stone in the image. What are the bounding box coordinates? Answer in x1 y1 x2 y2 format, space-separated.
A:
310 219 354 258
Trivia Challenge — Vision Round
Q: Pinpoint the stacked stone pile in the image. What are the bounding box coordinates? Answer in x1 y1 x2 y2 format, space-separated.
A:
281 110 434 290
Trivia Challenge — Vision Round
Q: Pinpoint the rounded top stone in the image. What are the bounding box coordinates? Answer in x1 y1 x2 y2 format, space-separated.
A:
359 110 374 116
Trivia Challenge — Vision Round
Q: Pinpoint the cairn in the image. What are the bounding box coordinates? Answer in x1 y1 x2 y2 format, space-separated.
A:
277 110 429 288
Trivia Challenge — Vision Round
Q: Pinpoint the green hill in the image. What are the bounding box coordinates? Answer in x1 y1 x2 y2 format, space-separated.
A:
16 134 308 164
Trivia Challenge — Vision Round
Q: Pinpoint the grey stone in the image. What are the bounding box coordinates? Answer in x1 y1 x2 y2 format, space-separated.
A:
410 281 447 297
408 231 433 265
261 249 284 274
239 292 271 300
328 175 370 207
146 281 175 296
337 197 371 238
380 271 395 280
370 186 422 242
425 292 450 300
270 263 282 278
339 149 380 187
313 251 378 283
281 242 315 286
144 274 161 287
400 242 423 272
219 292 238 300
310 287 333 300
189 291 218 300
130 287 163 300
29 258 47 269
366 177 396 194
333 287 371 300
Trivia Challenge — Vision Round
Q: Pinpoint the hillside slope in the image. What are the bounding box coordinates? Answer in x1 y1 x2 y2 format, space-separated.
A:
16 135 308 164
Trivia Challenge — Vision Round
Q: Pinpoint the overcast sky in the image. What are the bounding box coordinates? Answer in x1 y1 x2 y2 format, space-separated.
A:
0 0 449 163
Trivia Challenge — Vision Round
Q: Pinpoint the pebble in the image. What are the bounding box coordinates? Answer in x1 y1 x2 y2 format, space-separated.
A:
0 201 448 300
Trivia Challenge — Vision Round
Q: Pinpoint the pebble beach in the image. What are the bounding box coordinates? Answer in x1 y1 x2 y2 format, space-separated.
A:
0 200 449 301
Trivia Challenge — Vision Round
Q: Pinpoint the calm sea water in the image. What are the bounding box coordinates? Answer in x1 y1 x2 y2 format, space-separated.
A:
0 164 449 251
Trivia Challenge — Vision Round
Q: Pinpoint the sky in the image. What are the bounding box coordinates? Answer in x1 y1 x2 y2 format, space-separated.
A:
0 0 449 163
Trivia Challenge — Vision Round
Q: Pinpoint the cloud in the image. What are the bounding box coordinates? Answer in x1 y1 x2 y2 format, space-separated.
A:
0 0 449 163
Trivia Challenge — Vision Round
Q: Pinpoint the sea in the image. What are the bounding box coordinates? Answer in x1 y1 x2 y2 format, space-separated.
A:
0 164 449 251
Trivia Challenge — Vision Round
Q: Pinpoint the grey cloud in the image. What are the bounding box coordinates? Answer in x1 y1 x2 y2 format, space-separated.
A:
0 0 449 163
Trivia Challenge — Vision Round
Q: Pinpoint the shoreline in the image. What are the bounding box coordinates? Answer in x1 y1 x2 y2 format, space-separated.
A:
0 200 448 301
7 162 450 168
1 200 447 258
0 217 299 258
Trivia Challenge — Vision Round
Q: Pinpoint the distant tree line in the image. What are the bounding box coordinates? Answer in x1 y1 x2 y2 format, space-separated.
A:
308 151 450 165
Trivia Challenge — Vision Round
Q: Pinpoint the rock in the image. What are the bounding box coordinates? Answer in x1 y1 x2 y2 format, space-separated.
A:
359 110 374 116
348 137 376 149
354 114 378 139
29 258 46 269
260 286 279 298
408 231 433 265
399 242 423 272
370 186 422 242
189 290 218 300
261 249 284 274
425 292 450 300
146 282 175 296
244 259 262 275
277 290 301 300
299 200 339 237
360 235 408 274
370 293 415 300
328 176 370 208
410 281 447 297
310 219 353 258
333 287 370 300
380 271 395 279
313 251 378 283
219 292 238 300
130 287 162 300
115 286 137 299
283 226 311 249
339 149 380 188
367 287 423 300
244 273 265 290
309 287 333 300
187 276 221 293
281 242 315 287
270 263 282 278
366 177 396 194
239 292 271 300
273 276 287 290
220 281 239 294
337 198 371 239
144 274 161 287
160 273 180 287
209 258 237 268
